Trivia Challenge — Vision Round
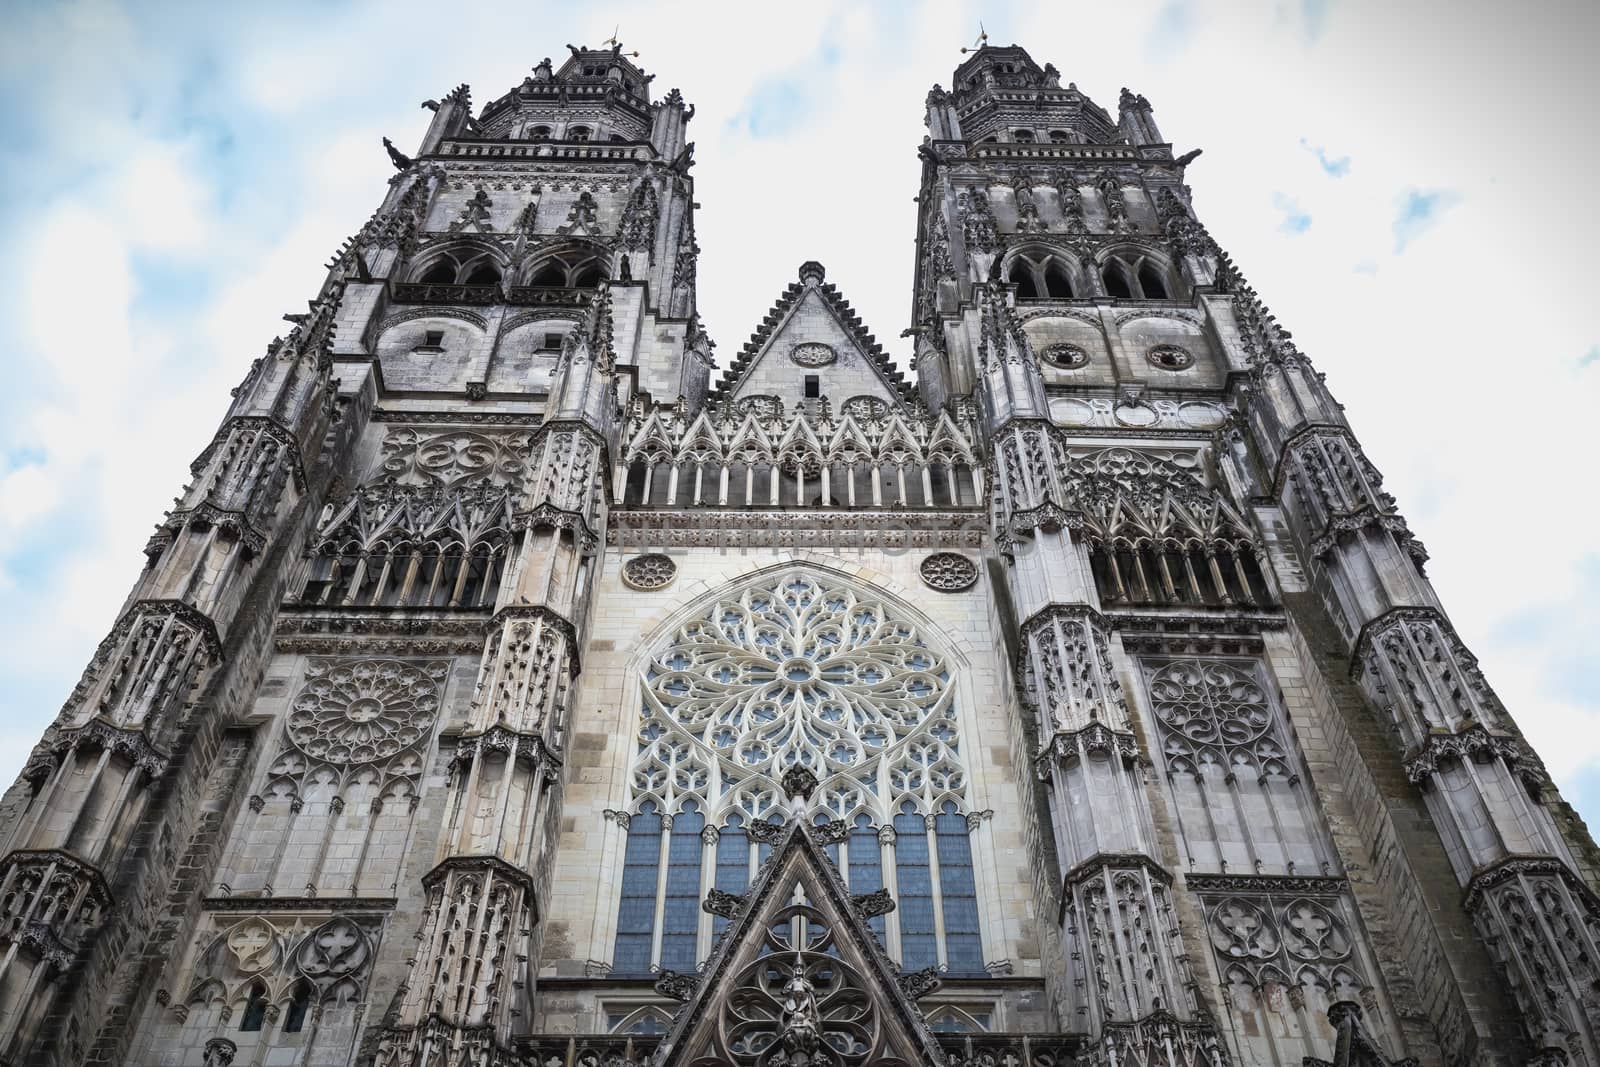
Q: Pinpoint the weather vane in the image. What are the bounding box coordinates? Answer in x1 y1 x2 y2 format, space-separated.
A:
603 26 641 58
959 22 988 54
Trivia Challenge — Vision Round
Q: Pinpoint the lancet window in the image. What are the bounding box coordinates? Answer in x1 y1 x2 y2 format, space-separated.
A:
1006 252 1076 300
407 248 504 288
612 572 986 976
1066 447 1269 609
1099 254 1176 301
525 247 607 289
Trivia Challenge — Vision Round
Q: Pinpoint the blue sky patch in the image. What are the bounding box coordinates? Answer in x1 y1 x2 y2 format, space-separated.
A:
1272 193 1312 234
1392 188 1458 252
1299 137 1350 176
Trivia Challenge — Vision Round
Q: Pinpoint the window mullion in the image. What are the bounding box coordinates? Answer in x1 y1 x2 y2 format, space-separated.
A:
650 813 671 970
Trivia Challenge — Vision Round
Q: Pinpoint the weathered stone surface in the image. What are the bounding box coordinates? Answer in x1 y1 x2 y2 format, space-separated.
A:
0 40 1584 1067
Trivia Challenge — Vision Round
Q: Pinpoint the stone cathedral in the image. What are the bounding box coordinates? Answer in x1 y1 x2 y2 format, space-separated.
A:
1 39 1597 1067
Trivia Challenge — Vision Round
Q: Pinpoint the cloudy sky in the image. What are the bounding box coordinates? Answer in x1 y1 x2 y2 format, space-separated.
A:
1 0 1597 825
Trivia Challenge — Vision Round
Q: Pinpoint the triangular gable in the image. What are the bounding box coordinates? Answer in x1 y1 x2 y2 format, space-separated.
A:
713 262 911 409
653 820 944 1067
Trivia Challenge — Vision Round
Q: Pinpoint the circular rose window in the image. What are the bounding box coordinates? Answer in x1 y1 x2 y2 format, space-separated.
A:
287 660 444 765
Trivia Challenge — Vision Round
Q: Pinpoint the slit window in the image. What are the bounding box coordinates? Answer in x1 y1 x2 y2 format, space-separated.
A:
803 375 821 399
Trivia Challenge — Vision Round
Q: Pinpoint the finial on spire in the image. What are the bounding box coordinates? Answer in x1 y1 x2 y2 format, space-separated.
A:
798 261 826 286
959 21 988 53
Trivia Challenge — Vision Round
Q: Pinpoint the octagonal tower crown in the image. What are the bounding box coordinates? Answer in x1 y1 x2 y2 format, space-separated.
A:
928 44 1122 147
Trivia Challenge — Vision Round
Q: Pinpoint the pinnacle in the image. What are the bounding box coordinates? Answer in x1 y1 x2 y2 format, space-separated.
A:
797 261 826 286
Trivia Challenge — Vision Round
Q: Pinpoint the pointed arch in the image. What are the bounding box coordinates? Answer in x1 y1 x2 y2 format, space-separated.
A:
405 242 508 287
520 240 610 289
611 564 989 977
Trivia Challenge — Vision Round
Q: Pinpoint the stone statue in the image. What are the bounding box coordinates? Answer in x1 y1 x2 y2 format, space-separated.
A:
779 954 822 1060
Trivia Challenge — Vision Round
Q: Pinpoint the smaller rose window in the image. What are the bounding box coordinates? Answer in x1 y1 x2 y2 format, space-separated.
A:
1040 343 1089 369
623 553 677 590
1147 344 1194 370
920 553 978 592
287 660 444 765
790 343 837 368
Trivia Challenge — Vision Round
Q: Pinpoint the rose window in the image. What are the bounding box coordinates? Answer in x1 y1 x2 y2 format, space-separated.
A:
287 660 444 765
642 573 953 800
620 572 982 979
1147 660 1271 750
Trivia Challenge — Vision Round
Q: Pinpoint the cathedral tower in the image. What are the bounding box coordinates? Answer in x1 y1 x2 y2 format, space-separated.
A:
0 39 1593 1067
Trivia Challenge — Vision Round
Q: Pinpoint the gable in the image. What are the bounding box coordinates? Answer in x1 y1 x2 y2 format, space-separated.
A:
716 263 909 415
654 821 943 1067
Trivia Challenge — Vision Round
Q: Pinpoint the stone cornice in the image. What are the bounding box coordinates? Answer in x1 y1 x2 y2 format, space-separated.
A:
610 507 986 550
1403 722 1528 786
1058 851 1175 923
45 718 171 780
199 895 398 912
1034 722 1142 779
372 409 543 426
1182 871 1349 897
420 854 540 915
448 725 563 777
273 609 489 654
1461 854 1596 914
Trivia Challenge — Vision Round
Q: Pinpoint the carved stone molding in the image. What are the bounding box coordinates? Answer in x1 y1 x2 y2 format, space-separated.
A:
274 611 488 654
611 509 987 550
372 409 542 426
1184 872 1349 897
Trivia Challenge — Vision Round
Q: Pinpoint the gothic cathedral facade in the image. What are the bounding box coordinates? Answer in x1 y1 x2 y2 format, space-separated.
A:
0 42 1595 1067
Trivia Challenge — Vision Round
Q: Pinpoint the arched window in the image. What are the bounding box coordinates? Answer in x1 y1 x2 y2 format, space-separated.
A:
612 572 986 975
528 125 551 141
935 802 983 972
462 261 500 286
1012 128 1035 143
660 801 705 973
1138 261 1169 300
894 804 937 970
613 801 662 974
1102 261 1134 299
1007 259 1039 299
1044 260 1075 298
713 812 750 936
283 982 312 1034
1007 252 1076 302
1048 129 1071 144
848 814 886 943
240 982 269 1032
529 262 566 287
571 262 606 288
408 249 504 289
418 261 455 285
524 247 608 289
568 125 591 142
